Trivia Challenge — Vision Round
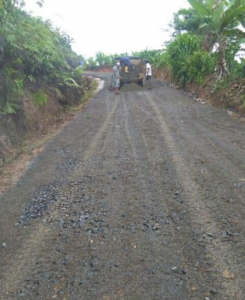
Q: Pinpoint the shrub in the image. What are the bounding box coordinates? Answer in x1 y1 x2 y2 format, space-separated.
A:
95 52 115 67
187 51 216 84
85 57 97 70
167 33 200 86
151 52 170 70
0 2 82 113
132 49 164 63
84 50 166 70
33 91 48 108
231 61 245 80
0 66 24 114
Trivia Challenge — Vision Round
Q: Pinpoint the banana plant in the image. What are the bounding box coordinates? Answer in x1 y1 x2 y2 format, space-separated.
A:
188 0 245 79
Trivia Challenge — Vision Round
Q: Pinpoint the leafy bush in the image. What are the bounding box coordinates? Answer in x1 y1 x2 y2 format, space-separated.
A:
151 52 170 70
1 10 76 80
33 91 48 108
132 49 164 62
85 53 123 70
232 60 245 80
1 66 24 114
167 33 200 86
84 50 165 70
0 1 83 113
225 40 243 78
85 57 98 70
160 33 216 86
95 52 115 67
187 51 216 83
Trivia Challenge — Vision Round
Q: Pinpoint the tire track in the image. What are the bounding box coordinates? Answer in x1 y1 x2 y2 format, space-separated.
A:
146 92 244 299
0 94 120 299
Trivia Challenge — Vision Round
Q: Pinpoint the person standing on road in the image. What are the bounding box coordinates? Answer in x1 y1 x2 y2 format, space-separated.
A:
145 60 152 89
112 62 120 95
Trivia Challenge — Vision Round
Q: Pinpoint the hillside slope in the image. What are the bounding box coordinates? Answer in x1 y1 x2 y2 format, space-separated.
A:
0 1 94 162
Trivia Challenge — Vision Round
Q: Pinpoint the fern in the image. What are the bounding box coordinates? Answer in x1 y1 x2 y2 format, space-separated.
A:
0 1 82 113
33 91 48 108
53 87 64 100
3 102 17 114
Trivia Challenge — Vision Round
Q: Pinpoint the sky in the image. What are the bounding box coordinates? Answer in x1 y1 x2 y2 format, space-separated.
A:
24 0 190 58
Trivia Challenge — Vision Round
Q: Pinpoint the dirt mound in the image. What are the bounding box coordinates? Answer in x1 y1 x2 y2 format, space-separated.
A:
120 83 144 92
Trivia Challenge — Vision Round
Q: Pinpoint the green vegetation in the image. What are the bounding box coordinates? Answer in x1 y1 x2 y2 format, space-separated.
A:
11 0 242 113
167 34 200 85
33 91 48 108
84 50 164 70
187 0 245 79
146 0 245 90
159 33 216 86
84 53 127 70
0 0 85 114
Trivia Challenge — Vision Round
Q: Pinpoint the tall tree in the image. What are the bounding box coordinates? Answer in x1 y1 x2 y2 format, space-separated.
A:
173 8 204 33
188 0 245 79
172 7 216 51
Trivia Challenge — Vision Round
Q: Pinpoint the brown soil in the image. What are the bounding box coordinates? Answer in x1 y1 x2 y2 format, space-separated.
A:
0 76 97 195
0 76 95 163
155 68 245 116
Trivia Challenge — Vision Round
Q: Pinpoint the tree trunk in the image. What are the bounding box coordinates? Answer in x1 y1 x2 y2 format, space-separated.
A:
202 33 216 52
216 36 229 80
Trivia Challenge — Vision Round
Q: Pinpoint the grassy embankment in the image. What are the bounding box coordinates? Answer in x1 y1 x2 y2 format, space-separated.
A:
0 1 97 165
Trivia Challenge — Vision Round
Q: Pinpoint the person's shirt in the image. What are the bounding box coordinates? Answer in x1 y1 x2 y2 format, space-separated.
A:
113 65 119 78
120 57 131 66
121 56 129 62
146 63 152 76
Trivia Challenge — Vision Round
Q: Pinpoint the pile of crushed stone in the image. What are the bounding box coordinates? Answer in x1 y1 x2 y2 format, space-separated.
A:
120 82 144 92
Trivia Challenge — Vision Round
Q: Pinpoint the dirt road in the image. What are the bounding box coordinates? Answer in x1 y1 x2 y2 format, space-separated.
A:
0 73 245 300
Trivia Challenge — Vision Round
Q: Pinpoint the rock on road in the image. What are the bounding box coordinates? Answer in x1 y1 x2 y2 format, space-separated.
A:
0 73 245 300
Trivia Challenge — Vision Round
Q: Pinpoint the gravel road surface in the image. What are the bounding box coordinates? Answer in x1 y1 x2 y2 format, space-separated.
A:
0 73 245 300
